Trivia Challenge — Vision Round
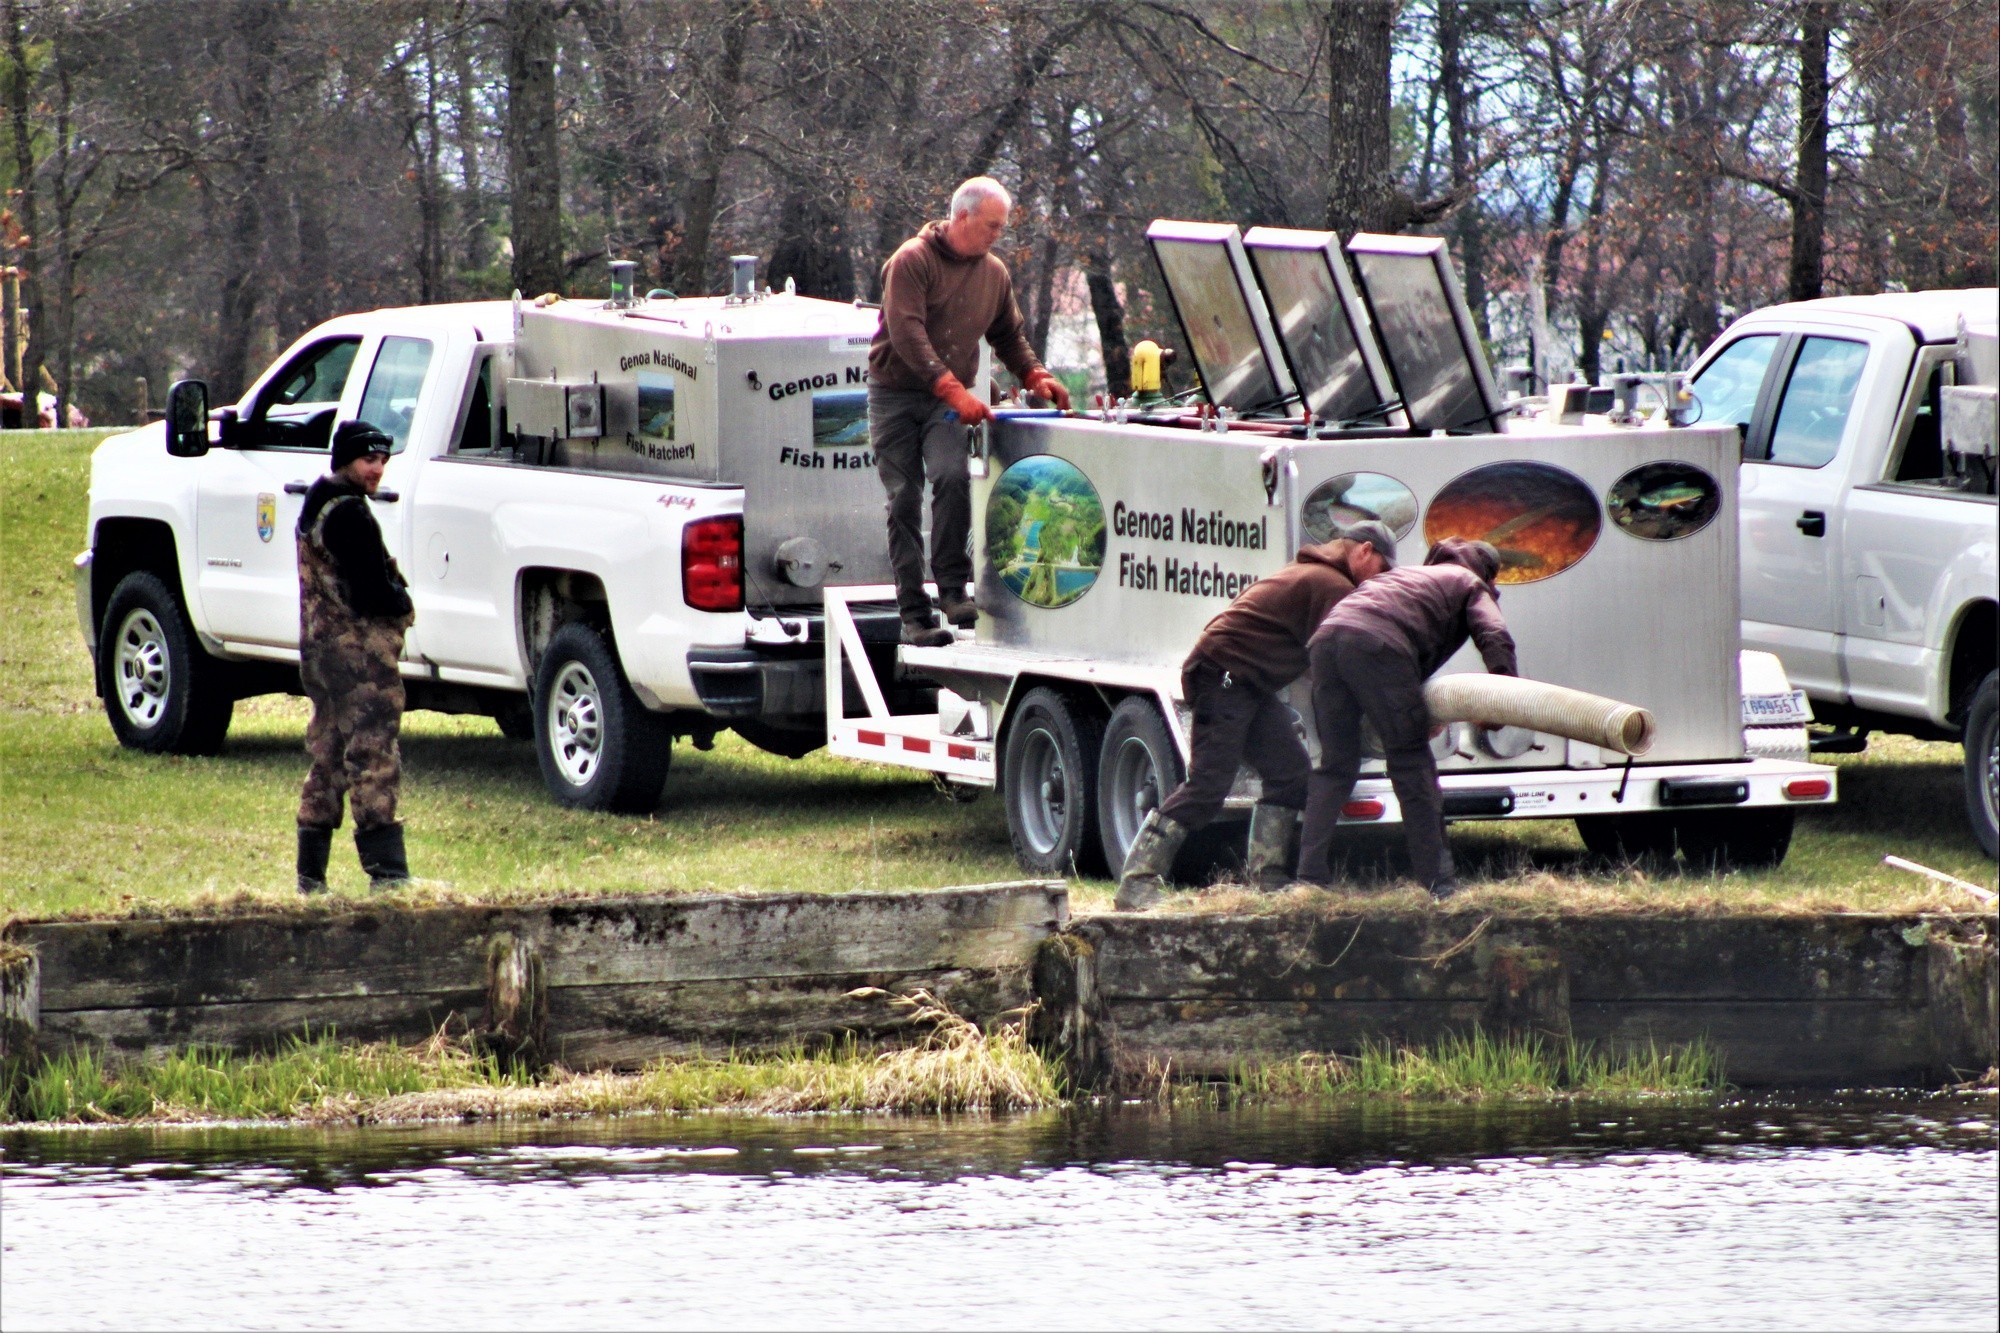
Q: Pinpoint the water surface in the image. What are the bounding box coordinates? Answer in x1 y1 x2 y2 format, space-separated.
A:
4 1096 1994 1330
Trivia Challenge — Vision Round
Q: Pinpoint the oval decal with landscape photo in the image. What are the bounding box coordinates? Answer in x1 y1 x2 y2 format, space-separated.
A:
985 455 1106 609
1301 471 1419 546
1422 460 1600 584
1605 460 1721 541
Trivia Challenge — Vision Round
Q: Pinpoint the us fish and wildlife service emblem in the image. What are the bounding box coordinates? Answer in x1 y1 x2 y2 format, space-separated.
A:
256 493 277 543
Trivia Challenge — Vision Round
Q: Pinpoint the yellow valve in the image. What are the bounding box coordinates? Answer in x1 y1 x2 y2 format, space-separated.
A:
1130 340 1163 394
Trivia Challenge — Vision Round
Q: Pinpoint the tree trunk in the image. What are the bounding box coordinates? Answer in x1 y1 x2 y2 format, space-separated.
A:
6 0 44 421
672 2 752 296
209 0 282 404
451 25 490 274
1324 0 1396 235
504 0 563 296
1787 0 1830 302
1085 242 1128 399
1438 0 1488 340
768 189 854 299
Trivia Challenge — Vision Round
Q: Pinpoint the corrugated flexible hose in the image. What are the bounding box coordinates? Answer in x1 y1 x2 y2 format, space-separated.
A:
1423 674 1656 757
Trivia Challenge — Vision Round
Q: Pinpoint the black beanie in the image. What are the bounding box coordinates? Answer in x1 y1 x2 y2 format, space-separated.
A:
331 421 393 471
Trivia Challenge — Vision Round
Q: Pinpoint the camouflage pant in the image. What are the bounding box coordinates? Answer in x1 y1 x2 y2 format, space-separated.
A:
298 619 406 832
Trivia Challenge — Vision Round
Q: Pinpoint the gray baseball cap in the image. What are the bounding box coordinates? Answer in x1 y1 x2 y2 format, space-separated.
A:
1340 519 1399 567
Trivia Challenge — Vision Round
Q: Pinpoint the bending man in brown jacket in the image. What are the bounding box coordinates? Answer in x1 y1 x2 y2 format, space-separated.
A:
869 176 1072 647
1298 537 1517 898
1116 521 1397 911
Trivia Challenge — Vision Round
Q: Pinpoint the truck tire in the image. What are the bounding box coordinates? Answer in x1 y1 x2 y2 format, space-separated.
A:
1096 696 1184 875
97 570 233 755
1574 812 1677 866
1677 809 1794 871
1002 686 1105 877
532 622 671 813
1964 670 1998 858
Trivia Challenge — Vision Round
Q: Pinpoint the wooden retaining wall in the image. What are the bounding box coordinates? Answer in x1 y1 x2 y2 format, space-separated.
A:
1035 912 1998 1088
1 883 1067 1069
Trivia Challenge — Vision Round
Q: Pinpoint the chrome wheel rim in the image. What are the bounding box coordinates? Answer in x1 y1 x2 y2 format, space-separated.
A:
112 608 171 730
1104 734 1161 866
1014 725 1069 856
1983 716 1998 832
547 661 605 788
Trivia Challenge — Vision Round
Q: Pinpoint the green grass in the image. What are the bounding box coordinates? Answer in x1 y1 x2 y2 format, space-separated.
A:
1219 1033 1724 1104
3 431 1993 921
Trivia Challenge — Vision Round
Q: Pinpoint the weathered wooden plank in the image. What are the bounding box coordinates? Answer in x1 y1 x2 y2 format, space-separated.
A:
1570 1000 1938 1087
545 967 1034 1069
34 991 489 1057
17 883 1067 1012
1070 914 1931 1004
1101 998 1492 1076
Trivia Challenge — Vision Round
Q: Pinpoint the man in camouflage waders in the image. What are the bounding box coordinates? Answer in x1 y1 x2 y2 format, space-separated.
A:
295 421 415 893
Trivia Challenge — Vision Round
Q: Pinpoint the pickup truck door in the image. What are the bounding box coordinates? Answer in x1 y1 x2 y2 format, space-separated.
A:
1734 331 1881 700
347 332 446 664
192 336 362 648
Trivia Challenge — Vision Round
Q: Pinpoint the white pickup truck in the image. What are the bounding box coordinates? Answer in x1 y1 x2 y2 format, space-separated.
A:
74 291 915 814
1685 290 1999 855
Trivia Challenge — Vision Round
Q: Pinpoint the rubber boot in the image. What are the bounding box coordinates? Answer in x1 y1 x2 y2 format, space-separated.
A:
1115 811 1187 912
355 823 411 893
1244 803 1298 892
296 825 334 896
940 595 978 628
901 615 954 649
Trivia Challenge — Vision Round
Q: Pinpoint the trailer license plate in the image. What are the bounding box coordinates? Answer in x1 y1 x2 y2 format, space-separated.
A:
1742 690 1812 725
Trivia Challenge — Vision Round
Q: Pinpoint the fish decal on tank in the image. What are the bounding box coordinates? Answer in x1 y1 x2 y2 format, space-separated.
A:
985 455 1106 609
1605 461 1721 541
1423 460 1600 584
1301 471 1419 546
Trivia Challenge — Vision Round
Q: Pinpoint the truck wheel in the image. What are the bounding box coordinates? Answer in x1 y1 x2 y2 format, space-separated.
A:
1575 812 1678 866
1096 696 1184 875
533 622 671 813
1964 671 1998 858
1677 809 1795 871
1001 686 1105 877
97 571 233 755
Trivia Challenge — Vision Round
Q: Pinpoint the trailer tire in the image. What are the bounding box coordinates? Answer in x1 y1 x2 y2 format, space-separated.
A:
1574 812 1678 866
97 571 233 755
533 622 671 813
1096 696 1184 875
1002 687 1105 877
1963 671 1998 859
1677 808 1794 871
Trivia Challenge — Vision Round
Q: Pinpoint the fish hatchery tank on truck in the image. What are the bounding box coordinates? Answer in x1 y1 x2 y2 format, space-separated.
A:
823 220 1831 878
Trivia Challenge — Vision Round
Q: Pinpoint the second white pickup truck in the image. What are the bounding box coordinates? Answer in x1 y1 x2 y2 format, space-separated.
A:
1686 289 1998 855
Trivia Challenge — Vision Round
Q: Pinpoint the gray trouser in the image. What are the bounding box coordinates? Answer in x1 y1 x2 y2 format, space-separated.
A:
1297 630 1454 886
870 386 970 622
1157 658 1309 831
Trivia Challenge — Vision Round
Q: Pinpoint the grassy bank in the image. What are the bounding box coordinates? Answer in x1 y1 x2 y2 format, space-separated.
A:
4 432 1993 921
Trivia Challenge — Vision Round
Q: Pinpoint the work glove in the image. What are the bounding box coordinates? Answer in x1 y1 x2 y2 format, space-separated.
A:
931 371 992 426
1025 369 1072 411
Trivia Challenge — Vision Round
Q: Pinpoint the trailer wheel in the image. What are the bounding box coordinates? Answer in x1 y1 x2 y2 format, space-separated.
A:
1963 671 1997 859
1001 686 1105 877
533 622 671 813
97 571 233 755
1574 812 1677 866
1096 696 1184 875
1677 808 1795 871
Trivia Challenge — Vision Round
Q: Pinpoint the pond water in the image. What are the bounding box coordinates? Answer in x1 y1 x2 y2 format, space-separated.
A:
4 1096 1995 1330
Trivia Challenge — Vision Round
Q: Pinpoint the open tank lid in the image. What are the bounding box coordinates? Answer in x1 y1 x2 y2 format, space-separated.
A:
1241 226 1402 427
1345 233 1504 433
1145 219 1295 414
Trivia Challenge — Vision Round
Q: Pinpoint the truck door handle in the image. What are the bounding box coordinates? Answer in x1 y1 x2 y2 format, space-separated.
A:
283 481 310 495
1796 511 1826 537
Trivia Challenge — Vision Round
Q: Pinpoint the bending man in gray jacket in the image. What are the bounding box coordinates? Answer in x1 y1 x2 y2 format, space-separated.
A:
1298 537 1517 898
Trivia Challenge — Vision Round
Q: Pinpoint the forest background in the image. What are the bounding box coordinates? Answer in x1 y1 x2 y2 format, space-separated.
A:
0 0 1992 428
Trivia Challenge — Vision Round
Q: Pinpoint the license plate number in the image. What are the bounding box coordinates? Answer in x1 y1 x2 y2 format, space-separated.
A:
1742 690 1813 725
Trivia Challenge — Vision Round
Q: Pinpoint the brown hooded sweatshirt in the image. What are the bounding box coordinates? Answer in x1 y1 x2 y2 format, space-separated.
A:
1187 539 1370 692
1312 536 1517 679
868 221 1042 392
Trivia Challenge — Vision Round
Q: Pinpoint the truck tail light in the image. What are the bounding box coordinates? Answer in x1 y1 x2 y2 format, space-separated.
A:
1783 777 1832 800
1341 799 1385 820
682 516 743 612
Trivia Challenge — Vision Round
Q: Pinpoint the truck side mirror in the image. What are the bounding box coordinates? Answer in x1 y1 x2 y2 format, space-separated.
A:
165 380 210 458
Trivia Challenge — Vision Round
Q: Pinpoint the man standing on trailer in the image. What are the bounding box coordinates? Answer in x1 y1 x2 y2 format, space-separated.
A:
1296 537 1517 899
294 421 417 895
1116 521 1398 911
869 175 1072 648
